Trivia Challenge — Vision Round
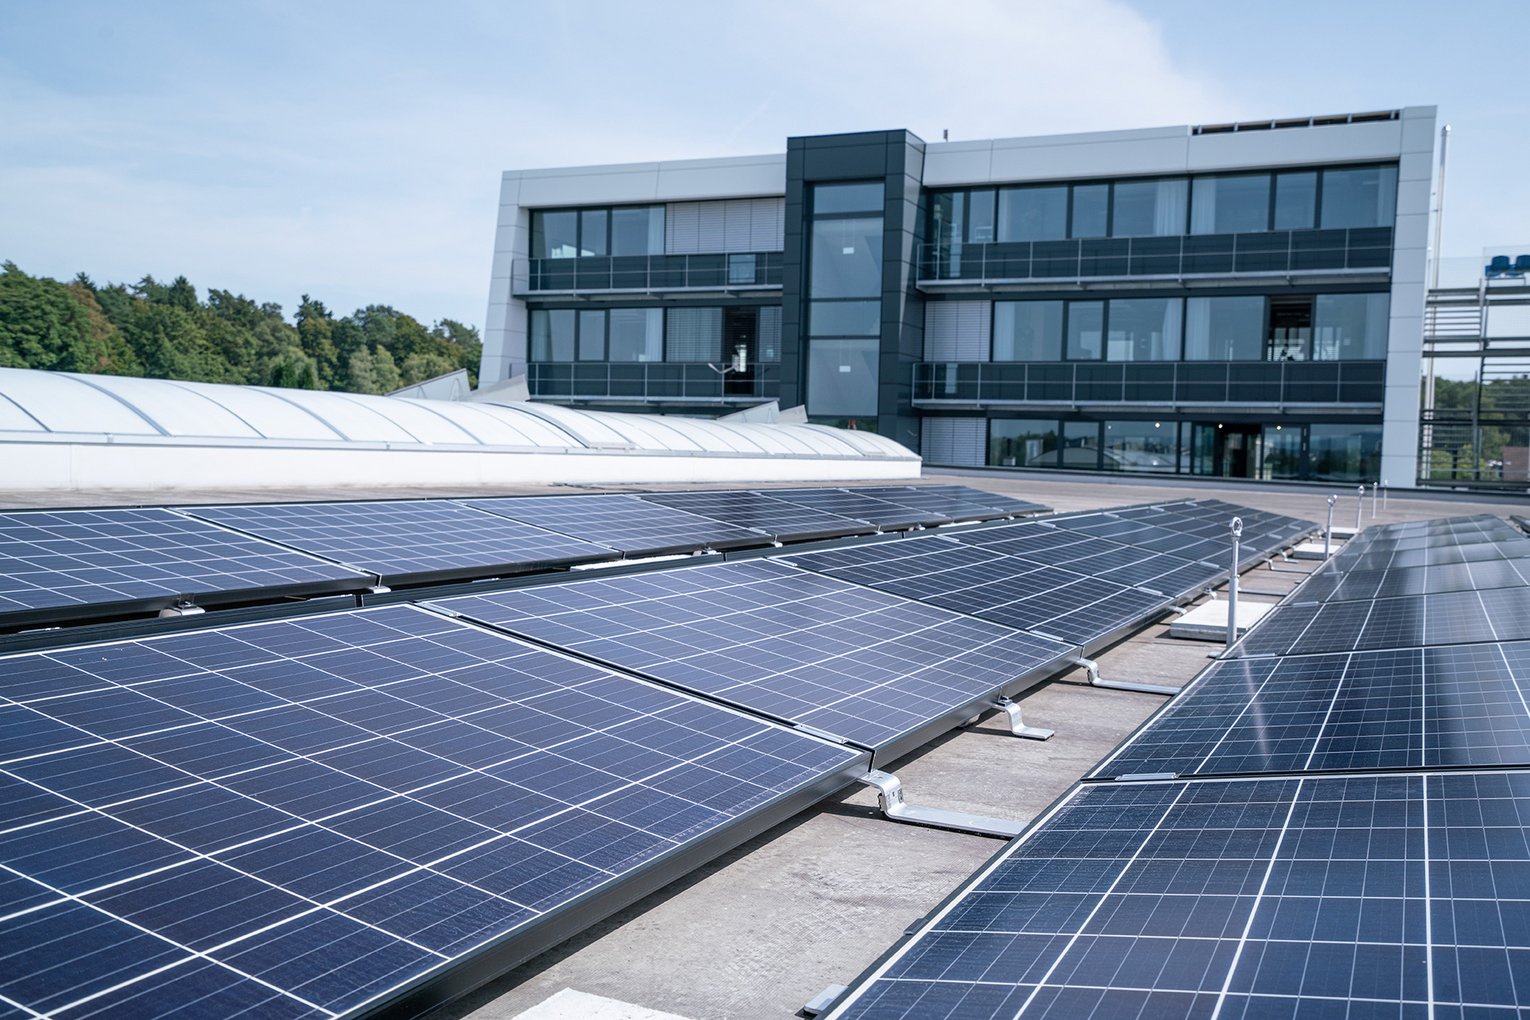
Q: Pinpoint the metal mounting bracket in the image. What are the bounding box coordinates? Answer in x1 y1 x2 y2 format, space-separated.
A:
156 600 204 619
990 697 1053 740
856 770 1023 838
1069 655 1177 696
800 984 847 1017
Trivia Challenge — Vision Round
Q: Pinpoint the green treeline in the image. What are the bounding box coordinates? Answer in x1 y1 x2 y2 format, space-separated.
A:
0 262 480 394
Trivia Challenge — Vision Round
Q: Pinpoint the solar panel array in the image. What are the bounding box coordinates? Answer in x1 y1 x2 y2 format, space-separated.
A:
431 559 1077 754
0 508 370 626
0 605 865 1018
786 501 1314 647
828 513 1530 1019
0 485 1046 631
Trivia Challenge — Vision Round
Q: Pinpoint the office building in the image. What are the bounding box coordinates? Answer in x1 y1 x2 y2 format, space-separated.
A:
483 107 1435 484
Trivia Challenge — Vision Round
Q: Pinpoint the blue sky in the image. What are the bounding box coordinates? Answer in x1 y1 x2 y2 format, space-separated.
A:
2 1 1525 330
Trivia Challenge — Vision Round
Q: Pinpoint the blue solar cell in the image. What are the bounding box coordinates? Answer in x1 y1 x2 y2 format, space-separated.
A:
467 493 765 555
0 604 864 1018
638 490 873 540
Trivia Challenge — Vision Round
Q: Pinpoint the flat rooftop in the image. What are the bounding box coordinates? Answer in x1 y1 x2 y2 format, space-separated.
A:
10 473 1521 1019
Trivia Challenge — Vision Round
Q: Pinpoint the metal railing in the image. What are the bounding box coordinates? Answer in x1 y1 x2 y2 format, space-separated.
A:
913 359 1386 408
916 227 1393 285
515 252 784 295
527 361 782 403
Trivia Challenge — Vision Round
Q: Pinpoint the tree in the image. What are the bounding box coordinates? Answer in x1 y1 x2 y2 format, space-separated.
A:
267 347 319 389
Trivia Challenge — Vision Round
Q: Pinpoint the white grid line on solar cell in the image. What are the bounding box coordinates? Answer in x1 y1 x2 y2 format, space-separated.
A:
754 489 948 528
0 604 860 1019
431 559 1073 749
0 508 368 617
183 501 616 579
636 491 870 538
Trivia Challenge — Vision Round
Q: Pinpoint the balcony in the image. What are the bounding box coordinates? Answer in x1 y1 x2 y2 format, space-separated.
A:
916 228 1393 290
913 360 1385 410
515 252 783 296
527 361 781 404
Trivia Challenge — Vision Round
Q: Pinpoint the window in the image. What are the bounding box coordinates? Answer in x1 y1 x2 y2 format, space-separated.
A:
808 338 878 417
1060 421 1101 469
1273 172 1317 230
1111 179 1187 237
990 419 1059 467
1185 296 1265 360
665 307 722 362
1267 297 1313 361
993 301 1063 361
1261 424 1302 480
1071 184 1109 238
1313 293 1389 359
1106 298 1181 361
578 210 608 256
930 191 965 252
810 217 883 299
1103 421 1177 473
1309 424 1381 481
811 301 880 336
608 308 662 362
758 306 782 362
814 182 884 215
610 206 664 256
529 308 576 361
577 309 605 360
968 189 996 242
532 211 579 259
1065 302 1105 360
1320 166 1398 229
998 185 1068 241
1191 174 1271 234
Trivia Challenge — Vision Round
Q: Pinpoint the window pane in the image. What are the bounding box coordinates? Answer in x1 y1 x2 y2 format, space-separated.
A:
1273 172 1317 230
1106 298 1181 361
608 308 662 362
534 211 579 259
810 300 880 337
931 191 964 251
998 185 1068 241
1071 185 1109 238
808 338 878 417
1065 301 1104 360
993 301 1063 361
665 307 722 362
1320 166 1398 229
968 189 996 243
1111 179 1187 237
1103 420 1177 473
1060 421 1100 469
814 182 884 215
990 419 1059 467
577 309 605 360
1261 424 1302 480
1185 296 1265 360
1267 297 1313 361
1309 424 1381 481
611 206 664 255
1191 174 1271 234
530 308 575 361
758 306 782 362
1313 293 1390 360
579 209 607 257
810 217 883 297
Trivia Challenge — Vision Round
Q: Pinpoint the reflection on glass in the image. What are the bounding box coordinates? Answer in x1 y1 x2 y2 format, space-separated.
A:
1065 302 1105 360
1185 296 1265 360
608 308 662 362
1103 420 1178 472
1309 425 1381 481
533 211 579 259
1313 293 1390 359
810 217 883 297
993 301 1063 361
989 419 1059 467
1111 179 1187 237
969 189 996 243
811 301 881 337
998 185 1068 241
611 206 665 256
530 308 576 361
1320 166 1398 229
808 338 878 417
1060 421 1100 469
579 209 608 256
1273 172 1317 230
1071 185 1109 238
1191 174 1271 234
814 182 884 215
1261 424 1302 479
1106 298 1182 361
578 309 605 360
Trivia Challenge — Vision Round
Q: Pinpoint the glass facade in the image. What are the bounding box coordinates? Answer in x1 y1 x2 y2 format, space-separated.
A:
993 301 1063 361
1102 420 1178 473
807 182 884 419
990 419 1059 468
532 205 665 259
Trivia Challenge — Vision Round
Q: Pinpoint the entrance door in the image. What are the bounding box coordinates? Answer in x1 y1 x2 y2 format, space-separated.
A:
1191 423 1263 478
723 308 757 397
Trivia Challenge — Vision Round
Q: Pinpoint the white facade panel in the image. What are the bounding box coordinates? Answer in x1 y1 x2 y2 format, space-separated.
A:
1186 121 1403 171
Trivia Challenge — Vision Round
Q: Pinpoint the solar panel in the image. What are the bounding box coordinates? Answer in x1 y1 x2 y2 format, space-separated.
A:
1094 641 1530 779
758 488 950 529
852 484 1049 521
183 500 618 584
636 491 874 541
465 493 766 556
1235 588 1530 657
828 770 1530 1020
0 508 371 627
430 559 1075 756
0 604 865 1019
